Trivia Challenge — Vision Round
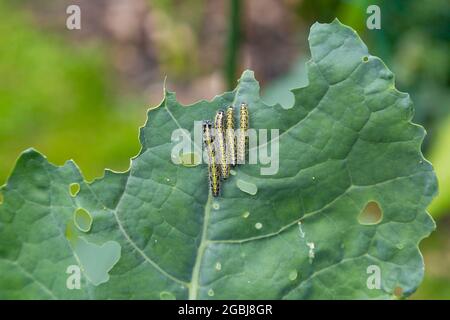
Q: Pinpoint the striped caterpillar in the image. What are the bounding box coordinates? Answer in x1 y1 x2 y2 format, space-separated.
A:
202 103 249 197
226 106 236 168
214 110 229 179
202 120 220 197
237 103 249 164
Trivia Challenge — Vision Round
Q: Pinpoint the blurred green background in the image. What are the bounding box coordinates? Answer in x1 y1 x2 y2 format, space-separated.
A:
0 0 448 299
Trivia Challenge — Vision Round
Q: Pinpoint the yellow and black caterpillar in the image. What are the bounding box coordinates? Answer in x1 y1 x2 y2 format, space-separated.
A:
237 103 249 164
214 110 229 179
202 103 249 197
202 121 220 197
226 106 236 168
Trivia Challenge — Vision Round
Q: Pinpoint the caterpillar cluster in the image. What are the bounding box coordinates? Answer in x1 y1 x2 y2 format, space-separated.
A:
202 103 249 197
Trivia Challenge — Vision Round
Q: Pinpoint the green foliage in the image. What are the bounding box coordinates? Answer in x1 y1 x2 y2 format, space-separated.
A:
428 115 450 218
0 1 142 184
296 0 450 148
0 20 437 299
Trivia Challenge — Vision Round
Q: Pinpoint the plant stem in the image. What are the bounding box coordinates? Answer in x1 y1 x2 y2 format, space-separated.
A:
225 0 242 90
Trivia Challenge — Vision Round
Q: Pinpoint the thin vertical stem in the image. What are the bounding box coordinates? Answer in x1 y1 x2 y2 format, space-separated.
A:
225 0 242 90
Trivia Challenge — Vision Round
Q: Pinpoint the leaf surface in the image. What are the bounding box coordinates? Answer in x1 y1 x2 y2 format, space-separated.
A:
0 20 437 299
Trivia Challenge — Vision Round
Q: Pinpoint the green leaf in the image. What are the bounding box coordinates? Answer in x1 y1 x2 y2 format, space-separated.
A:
0 19 437 299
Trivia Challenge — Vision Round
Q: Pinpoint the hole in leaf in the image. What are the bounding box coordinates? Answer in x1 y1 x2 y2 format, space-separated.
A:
74 208 93 232
358 201 383 225
289 270 298 281
236 179 258 195
393 286 403 298
69 183 80 197
362 56 369 62
180 152 201 167
72 237 121 286
160 291 176 300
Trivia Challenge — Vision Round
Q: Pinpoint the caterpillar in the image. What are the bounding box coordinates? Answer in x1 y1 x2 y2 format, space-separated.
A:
237 103 249 164
214 110 229 179
225 106 236 167
202 120 220 197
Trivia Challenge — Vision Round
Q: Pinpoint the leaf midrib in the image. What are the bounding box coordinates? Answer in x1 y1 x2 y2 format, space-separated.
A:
188 193 212 299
